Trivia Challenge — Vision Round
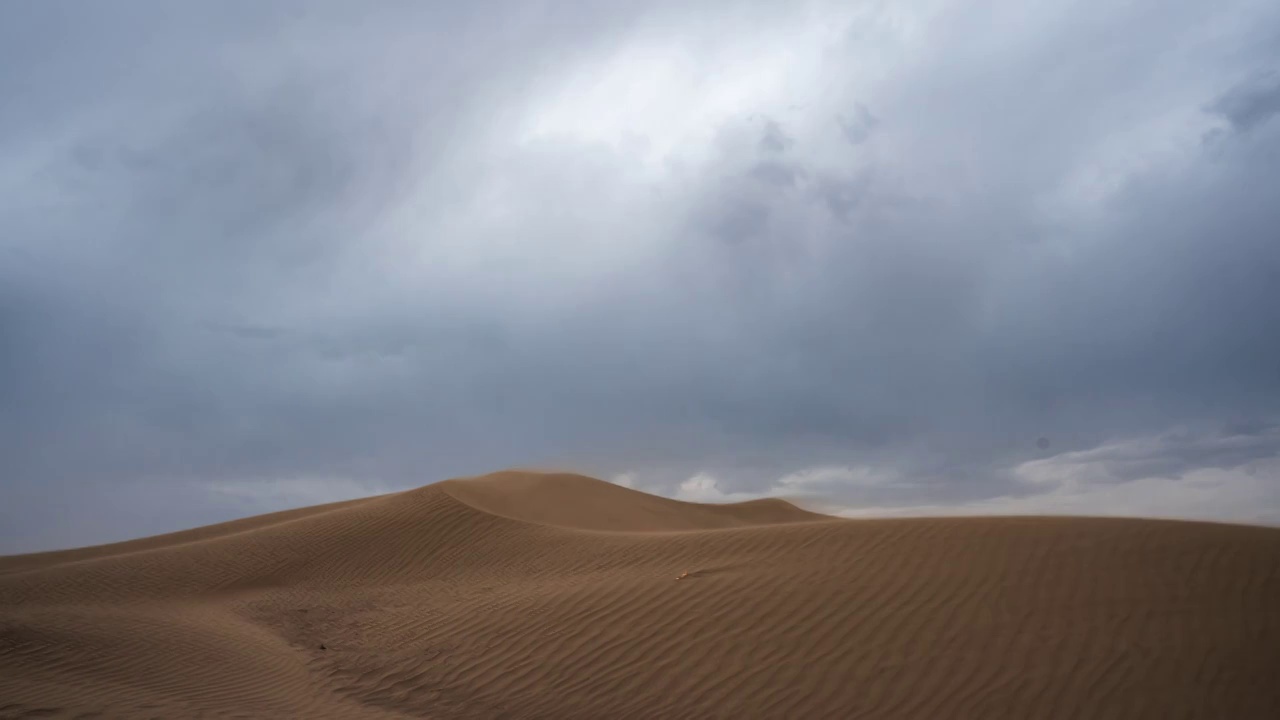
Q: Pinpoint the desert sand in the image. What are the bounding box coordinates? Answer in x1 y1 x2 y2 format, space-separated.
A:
2 470 1278 719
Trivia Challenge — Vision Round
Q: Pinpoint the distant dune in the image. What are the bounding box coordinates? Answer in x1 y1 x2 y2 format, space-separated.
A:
2 471 1278 719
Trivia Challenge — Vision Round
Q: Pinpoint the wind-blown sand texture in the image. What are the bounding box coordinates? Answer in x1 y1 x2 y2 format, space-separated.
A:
2 471 1278 719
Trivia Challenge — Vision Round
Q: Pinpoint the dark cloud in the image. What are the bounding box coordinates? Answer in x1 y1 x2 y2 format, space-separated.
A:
1209 71 1280 133
3 0 1280 551
758 119 793 154
837 103 878 145
749 160 803 188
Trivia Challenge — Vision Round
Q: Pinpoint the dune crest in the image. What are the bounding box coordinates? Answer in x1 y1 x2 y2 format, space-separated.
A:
439 470 827 531
2 470 1279 719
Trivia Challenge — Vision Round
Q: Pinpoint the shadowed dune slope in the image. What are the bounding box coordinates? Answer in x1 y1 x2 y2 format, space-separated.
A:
2 471 1279 719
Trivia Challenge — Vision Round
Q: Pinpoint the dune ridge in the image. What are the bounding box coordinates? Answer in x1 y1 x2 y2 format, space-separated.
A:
2 470 1278 719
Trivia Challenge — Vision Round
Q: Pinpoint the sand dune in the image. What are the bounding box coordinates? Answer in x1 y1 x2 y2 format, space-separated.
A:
2 471 1278 719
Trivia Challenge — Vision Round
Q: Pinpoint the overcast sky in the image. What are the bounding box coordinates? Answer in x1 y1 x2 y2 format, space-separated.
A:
3 0 1279 552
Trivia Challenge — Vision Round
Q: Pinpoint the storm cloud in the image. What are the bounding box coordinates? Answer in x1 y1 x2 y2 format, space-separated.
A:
3 0 1279 551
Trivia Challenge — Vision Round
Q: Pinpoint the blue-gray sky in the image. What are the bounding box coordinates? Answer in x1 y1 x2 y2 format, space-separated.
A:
3 0 1279 552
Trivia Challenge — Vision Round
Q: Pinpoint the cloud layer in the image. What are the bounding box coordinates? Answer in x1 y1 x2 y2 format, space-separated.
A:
3 1 1279 550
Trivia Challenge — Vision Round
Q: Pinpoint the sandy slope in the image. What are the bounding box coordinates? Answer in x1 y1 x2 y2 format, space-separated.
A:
1 471 1278 719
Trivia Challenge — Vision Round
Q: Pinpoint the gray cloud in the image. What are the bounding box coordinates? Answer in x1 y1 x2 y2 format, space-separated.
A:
3 0 1280 551
649 425 1280 527
1019 426 1280 486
